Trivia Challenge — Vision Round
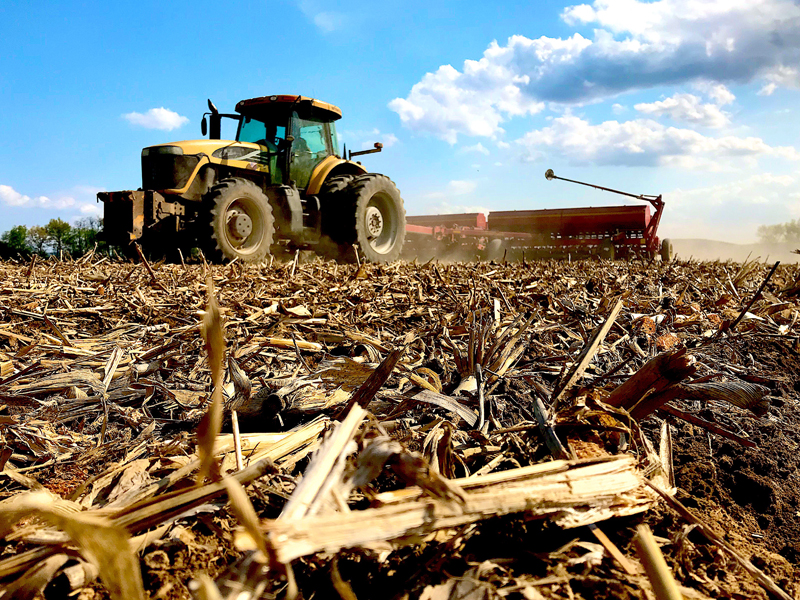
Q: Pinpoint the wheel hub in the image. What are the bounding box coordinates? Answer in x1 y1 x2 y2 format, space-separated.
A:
365 206 383 238
227 211 253 241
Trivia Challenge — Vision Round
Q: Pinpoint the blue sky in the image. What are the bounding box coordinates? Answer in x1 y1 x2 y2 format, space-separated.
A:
1 0 799 242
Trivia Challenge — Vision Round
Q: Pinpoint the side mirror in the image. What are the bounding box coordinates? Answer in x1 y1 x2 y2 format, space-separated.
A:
545 169 556 181
201 116 207 137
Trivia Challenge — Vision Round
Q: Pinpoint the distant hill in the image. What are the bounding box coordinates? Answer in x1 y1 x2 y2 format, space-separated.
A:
671 239 800 264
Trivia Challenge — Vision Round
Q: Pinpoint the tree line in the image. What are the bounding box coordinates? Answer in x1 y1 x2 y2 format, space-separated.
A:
0 217 106 259
757 219 800 244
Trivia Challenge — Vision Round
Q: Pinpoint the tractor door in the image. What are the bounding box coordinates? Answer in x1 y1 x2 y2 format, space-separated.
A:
290 113 333 190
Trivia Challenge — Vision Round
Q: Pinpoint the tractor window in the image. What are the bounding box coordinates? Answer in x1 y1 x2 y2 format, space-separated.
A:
329 122 340 157
237 116 286 150
295 118 330 156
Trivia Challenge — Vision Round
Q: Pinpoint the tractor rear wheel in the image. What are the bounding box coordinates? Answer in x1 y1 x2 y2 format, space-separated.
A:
338 174 406 263
660 238 674 262
204 178 274 263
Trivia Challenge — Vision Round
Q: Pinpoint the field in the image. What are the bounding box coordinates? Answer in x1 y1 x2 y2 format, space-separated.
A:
1 253 799 600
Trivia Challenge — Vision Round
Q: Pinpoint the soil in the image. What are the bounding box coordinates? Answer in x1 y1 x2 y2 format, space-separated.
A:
1 256 800 600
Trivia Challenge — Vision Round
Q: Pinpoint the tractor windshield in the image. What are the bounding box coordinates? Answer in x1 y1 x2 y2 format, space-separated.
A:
237 116 286 152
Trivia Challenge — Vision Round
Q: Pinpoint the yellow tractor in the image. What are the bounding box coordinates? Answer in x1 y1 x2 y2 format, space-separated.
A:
99 95 406 262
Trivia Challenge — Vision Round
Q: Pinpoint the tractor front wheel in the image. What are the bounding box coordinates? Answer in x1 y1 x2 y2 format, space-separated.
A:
204 178 274 263
346 175 406 263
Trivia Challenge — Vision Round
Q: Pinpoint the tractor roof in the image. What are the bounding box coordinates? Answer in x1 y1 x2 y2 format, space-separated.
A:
236 95 342 122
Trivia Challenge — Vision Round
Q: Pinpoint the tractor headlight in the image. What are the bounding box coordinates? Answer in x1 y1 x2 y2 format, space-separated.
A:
212 146 257 160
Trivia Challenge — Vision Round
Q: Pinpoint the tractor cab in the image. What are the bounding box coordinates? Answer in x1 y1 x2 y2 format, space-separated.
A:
204 95 344 190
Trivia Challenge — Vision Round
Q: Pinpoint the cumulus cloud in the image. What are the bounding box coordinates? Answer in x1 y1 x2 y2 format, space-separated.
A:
391 0 800 141
612 103 627 114
389 59 547 143
515 114 800 168
758 83 778 96
341 128 399 150
0 184 102 214
79 203 103 216
425 179 479 199
692 82 735 105
123 108 189 131
634 93 730 128
462 143 490 155
424 202 492 216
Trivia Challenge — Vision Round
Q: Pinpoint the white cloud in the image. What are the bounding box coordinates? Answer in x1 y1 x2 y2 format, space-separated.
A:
612 103 627 114
79 203 103 216
123 108 189 131
313 11 345 32
425 179 479 199
0 184 102 214
378 133 399 148
389 57 548 143
462 142 490 155
0 185 36 207
671 173 795 206
692 82 735 105
661 172 800 241
515 114 800 168
758 83 778 96
298 0 345 32
634 93 730 128
424 202 492 216
449 180 478 195
391 0 800 141
341 128 399 150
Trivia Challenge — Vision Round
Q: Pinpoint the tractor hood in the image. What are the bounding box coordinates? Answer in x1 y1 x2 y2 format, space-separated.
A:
141 139 271 194
143 139 262 156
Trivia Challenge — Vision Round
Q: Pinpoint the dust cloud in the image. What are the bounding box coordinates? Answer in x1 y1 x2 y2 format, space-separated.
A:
671 239 800 264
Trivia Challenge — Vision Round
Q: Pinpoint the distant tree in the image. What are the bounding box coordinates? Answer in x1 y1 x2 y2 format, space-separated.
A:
67 217 103 256
758 219 800 243
44 218 72 255
1 225 30 254
28 225 49 255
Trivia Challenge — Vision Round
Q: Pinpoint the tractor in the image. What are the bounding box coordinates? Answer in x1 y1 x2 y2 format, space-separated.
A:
99 95 406 263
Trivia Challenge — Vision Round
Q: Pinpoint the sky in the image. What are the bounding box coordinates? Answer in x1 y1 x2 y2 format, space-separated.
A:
1 0 799 242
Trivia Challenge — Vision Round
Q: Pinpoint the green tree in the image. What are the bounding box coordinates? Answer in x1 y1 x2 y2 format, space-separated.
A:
45 218 72 255
1 225 30 254
28 225 49 255
66 216 104 256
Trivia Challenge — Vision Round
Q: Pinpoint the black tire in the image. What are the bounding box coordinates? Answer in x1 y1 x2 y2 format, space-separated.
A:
660 238 674 262
598 239 616 260
318 175 357 259
321 174 356 196
204 178 274 263
334 174 406 263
